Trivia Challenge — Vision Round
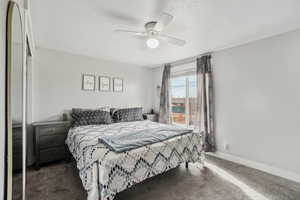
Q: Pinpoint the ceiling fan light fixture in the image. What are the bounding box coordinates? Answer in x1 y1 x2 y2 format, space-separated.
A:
115 13 186 48
146 37 159 49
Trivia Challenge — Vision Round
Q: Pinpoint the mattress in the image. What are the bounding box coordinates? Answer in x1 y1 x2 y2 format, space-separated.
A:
66 120 205 200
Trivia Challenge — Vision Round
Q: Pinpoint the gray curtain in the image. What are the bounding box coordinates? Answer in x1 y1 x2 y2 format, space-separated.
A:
196 55 216 152
159 64 171 124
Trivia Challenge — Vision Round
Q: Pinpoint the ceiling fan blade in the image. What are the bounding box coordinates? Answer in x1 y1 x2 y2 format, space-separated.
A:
154 12 174 31
159 34 186 46
152 0 171 17
114 29 147 37
102 10 142 26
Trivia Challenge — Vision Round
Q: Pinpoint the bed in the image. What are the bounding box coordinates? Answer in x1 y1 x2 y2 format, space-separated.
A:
66 120 205 200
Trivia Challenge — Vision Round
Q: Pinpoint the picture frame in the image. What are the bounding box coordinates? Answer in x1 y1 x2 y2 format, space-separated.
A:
82 74 96 91
113 77 123 92
99 76 111 92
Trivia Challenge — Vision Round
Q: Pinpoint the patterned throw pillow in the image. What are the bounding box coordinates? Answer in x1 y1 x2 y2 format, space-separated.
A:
71 110 112 127
112 107 143 123
72 106 110 113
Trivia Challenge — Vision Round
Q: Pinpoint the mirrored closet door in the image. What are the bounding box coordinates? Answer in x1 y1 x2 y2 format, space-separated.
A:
5 1 27 200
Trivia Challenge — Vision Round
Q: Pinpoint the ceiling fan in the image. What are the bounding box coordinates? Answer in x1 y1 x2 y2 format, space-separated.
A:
114 12 186 49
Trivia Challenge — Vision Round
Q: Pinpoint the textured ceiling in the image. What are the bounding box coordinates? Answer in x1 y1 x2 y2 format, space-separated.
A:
30 0 300 67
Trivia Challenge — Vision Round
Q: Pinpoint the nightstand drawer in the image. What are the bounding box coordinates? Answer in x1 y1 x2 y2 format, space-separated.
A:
40 147 67 164
38 125 68 136
143 114 158 122
40 134 66 149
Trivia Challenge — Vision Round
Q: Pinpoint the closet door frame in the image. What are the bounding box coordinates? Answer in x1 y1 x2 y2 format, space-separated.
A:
5 2 24 200
5 1 34 200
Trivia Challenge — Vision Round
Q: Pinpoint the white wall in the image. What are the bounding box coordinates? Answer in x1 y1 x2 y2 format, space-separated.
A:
214 29 300 175
152 29 300 176
11 43 23 122
32 47 153 121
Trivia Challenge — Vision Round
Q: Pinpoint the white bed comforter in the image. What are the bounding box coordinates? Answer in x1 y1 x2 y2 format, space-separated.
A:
66 120 204 200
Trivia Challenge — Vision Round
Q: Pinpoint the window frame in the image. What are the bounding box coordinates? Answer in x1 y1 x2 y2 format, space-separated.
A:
170 69 196 128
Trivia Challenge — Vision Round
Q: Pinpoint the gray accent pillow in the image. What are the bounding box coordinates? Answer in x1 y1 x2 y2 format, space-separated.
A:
71 110 112 127
72 106 110 113
112 107 143 123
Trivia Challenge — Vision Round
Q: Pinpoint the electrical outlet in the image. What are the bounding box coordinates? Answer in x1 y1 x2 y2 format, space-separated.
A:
224 143 229 150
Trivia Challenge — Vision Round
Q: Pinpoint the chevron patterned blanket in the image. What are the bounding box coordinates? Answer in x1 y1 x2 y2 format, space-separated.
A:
66 120 204 200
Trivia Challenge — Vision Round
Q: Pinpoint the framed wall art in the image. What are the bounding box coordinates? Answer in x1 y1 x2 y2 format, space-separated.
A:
113 78 123 92
82 74 96 91
99 76 111 92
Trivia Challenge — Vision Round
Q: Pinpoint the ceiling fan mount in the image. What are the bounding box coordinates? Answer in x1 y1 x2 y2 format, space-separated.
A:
145 21 159 34
114 12 186 48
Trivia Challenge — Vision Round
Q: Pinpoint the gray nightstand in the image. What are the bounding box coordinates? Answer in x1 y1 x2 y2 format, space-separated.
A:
32 121 71 170
12 123 35 171
143 113 158 122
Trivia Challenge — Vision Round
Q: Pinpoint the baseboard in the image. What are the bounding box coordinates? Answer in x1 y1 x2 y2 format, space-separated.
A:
207 151 300 184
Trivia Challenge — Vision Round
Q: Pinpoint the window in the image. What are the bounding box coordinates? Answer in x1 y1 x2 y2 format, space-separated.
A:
170 65 197 128
171 76 186 126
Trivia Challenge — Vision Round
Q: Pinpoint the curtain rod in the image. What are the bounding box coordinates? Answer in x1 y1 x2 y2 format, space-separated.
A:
168 52 212 68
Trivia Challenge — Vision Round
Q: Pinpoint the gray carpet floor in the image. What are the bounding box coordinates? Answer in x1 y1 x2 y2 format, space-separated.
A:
13 155 300 200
